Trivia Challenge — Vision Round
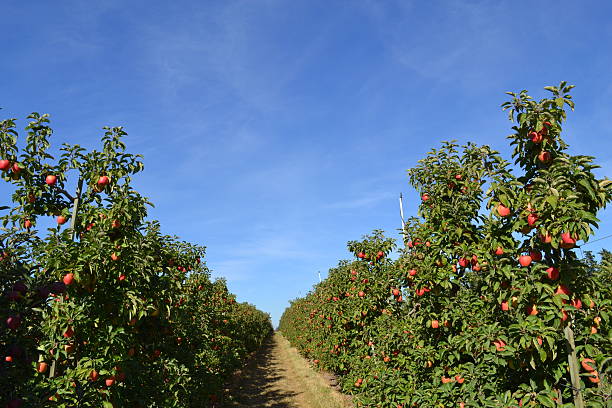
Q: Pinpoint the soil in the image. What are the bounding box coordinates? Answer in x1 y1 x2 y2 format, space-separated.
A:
220 332 352 408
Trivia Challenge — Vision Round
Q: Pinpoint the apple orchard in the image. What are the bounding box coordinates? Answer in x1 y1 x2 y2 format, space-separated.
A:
1 83 611 408
0 114 273 407
279 84 611 407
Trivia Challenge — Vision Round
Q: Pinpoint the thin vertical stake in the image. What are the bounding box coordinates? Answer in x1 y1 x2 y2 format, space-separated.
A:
399 193 406 247
69 178 83 241
399 193 405 229
564 323 585 407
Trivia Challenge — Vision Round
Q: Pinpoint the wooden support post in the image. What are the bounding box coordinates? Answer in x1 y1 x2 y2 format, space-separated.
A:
564 322 584 408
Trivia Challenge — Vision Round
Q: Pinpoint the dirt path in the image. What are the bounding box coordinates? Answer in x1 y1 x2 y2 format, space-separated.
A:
221 332 352 408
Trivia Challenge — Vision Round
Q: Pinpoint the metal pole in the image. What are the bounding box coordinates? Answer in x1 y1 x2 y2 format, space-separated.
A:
399 193 405 229
399 193 407 248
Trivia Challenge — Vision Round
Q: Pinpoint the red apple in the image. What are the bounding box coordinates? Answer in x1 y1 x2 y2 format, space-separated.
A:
546 266 559 280
501 301 509 311
431 320 439 329
518 255 532 267
455 174 462 180
538 151 551 163
421 193 430 201
45 175 57 185
63 273 74 285
89 370 99 381
527 213 538 226
527 304 538 316
111 253 119 261
587 372 601 384
12 163 21 173
57 215 67 225
495 247 504 256
6 315 21 330
97 175 110 186
529 250 542 262
496 204 511 217
112 219 121 229
0 160 10 171
556 284 571 296
392 288 400 296
581 358 596 372
540 232 552 243
408 269 417 276
358 291 365 298
37 361 48 373
63 326 74 338
571 298 582 309
24 219 32 229
560 232 576 248
493 339 506 351
357 252 365 259
530 132 543 143
105 376 115 387
458 257 469 268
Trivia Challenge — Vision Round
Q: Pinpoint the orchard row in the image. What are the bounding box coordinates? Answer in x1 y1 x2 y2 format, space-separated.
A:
279 83 611 407
1 113 273 407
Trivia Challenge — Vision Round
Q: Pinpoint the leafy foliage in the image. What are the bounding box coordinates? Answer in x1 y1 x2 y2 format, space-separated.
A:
280 83 612 407
0 113 272 407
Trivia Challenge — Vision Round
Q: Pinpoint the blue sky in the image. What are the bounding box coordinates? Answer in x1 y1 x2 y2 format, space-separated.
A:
2 0 611 326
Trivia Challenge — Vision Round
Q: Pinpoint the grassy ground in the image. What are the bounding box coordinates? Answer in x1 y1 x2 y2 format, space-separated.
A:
221 332 352 408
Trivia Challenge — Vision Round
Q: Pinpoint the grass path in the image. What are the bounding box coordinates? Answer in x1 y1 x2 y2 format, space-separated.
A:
221 332 352 408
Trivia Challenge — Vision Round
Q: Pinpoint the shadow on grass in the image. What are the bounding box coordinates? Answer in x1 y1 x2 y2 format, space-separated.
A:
220 336 299 408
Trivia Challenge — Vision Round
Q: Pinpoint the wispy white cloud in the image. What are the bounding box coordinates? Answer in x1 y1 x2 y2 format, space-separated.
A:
325 191 395 209
359 1 515 88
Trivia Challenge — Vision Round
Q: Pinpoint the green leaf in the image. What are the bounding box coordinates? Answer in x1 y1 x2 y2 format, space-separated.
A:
546 195 558 209
539 348 547 363
537 395 555 407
